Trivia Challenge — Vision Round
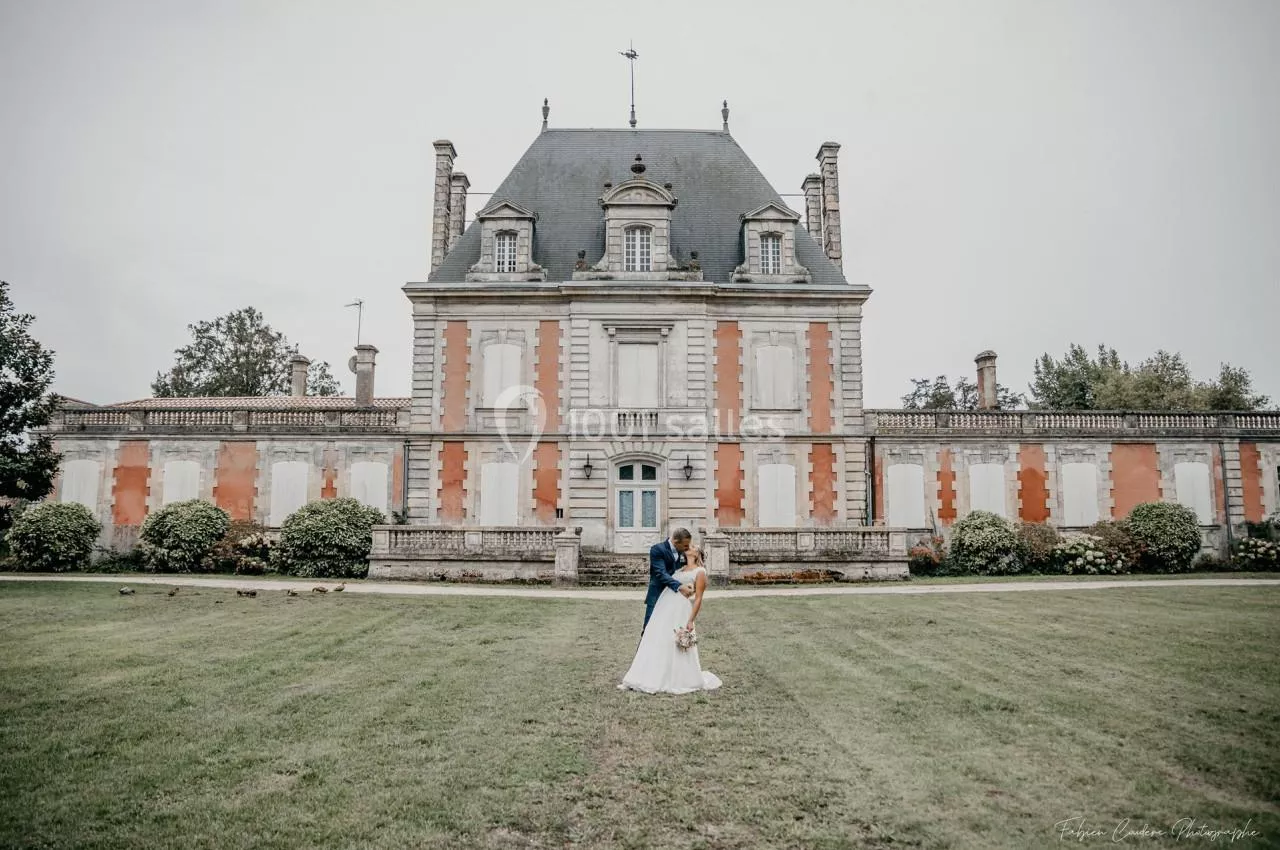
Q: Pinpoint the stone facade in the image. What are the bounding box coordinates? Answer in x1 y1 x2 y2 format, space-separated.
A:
38 122 1280 581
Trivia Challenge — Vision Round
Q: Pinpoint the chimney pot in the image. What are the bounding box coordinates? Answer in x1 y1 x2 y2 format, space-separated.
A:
353 345 378 407
975 350 999 409
815 142 843 269
448 172 470 252
289 355 310 397
430 141 457 275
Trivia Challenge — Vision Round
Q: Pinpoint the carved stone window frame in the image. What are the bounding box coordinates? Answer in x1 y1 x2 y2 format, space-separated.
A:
745 328 802 413
604 321 673 408
467 200 546 282
577 179 681 281
734 202 811 284
474 328 529 411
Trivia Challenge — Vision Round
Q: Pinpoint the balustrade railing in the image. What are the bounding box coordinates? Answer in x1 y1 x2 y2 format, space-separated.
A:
868 409 1280 434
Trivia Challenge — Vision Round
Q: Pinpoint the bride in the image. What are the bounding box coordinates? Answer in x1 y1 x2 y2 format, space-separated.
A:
619 545 722 694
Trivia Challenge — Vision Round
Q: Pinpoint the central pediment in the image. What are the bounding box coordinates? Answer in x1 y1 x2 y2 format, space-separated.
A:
600 179 677 208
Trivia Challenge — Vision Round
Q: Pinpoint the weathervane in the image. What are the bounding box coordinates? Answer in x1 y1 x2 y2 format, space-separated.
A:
620 41 638 128
344 299 364 346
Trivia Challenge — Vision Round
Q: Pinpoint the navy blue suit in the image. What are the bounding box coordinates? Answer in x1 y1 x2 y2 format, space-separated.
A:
644 539 686 633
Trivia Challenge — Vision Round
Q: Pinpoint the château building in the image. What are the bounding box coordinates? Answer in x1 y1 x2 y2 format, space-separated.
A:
44 104 1280 582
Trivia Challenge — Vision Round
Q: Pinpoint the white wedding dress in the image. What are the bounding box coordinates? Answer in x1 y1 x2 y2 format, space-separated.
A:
619 566 723 695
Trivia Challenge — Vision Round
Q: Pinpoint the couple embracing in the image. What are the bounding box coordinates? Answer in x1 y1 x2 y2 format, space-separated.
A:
618 527 722 695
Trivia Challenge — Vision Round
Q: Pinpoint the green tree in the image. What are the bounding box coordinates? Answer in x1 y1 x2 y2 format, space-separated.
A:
901 375 1024 410
151 307 341 397
1029 344 1269 411
0 282 61 526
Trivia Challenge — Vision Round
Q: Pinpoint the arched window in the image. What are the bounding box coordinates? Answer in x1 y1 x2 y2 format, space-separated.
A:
623 226 652 272
495 231 518 273
760 233 782 275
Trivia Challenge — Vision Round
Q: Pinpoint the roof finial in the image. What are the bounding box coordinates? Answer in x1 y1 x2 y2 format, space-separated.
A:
620 42 639 128
722 100 730 132
541 98 550 132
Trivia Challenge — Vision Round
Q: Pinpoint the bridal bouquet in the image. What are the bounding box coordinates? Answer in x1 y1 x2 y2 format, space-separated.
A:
674 626 697 650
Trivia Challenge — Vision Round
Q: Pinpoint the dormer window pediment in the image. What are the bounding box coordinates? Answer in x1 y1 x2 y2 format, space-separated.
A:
599 179 678 208
733 200 811 284
467 199 546 281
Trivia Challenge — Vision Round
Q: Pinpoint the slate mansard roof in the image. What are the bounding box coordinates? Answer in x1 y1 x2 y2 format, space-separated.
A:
428 129 851 288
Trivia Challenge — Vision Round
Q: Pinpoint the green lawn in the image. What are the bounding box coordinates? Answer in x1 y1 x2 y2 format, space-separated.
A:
1 582 1277 849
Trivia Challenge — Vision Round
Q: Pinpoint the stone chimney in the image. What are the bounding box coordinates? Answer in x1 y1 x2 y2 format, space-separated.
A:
975 350 998 409
354 345 378 407
430 140 457 274
289 354 310 397
801 173 823 240
447 172 469 253
816 142 843 268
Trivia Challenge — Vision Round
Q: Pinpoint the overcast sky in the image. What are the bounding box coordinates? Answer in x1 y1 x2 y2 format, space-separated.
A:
2 0 1277 408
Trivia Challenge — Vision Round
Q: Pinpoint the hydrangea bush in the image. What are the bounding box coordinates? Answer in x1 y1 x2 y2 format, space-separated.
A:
5 502 102 572
202 520 275 574
1016 522 1061 574
138 500 231 572
1052 534 1126 575
1124 502 1202 573
907 535 947 576
948 511 1022 575
272 498 384 579
1232 537 1280 571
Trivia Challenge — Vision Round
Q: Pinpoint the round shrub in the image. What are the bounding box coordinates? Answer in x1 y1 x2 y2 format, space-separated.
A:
1052 534 1126 575
1016 522 1061 574
5 502 101 572
949 511 1022 575
1232 538 1280 572
1086 520 1142 567
203 520 275 575
907 535 947 577
1124 502 1202 573
138 500 230 573
273 498 384 579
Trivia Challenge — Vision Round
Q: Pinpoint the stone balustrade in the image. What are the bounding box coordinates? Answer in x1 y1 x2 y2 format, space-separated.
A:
700 525 910 583
368 525 581 583
867 409 1280 436
50 402 411 434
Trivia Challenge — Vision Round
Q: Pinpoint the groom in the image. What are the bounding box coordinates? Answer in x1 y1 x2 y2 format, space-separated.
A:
644 527 695 634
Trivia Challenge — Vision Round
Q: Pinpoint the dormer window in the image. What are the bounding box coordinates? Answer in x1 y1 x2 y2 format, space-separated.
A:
495 232 517 273
760 233 782 275
575 160 692 281
733 202 811 284
624 226 652 272
467 200 546 282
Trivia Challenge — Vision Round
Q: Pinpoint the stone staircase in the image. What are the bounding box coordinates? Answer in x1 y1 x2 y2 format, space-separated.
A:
577 553 649 587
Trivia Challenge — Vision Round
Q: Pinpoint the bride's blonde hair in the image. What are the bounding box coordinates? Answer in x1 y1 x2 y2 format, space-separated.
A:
687 545 703 565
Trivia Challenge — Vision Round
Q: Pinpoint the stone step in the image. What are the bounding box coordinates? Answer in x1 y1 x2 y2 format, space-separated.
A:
577 555 649 586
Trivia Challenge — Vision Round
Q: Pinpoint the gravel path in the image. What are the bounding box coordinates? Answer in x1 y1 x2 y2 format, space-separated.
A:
3 573 1278 600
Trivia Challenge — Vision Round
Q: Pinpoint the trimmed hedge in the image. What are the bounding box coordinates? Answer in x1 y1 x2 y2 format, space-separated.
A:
949 511 1021 575
5 502 101 572
138 500 231 572
273 498 384 579
1125 502 1202 573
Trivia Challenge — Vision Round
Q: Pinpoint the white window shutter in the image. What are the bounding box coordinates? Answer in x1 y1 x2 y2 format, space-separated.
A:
269 461 309 526
758 463 796 527
1061 463 1100 527
349 461 389 515
968 463 1006 517
1174 462 1213 524
886 463 926 528
162 460 201 505
480 462 520 525
61 459 102 515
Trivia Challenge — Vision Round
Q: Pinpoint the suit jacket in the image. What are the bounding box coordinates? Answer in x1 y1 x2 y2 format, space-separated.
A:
646 539 686 607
